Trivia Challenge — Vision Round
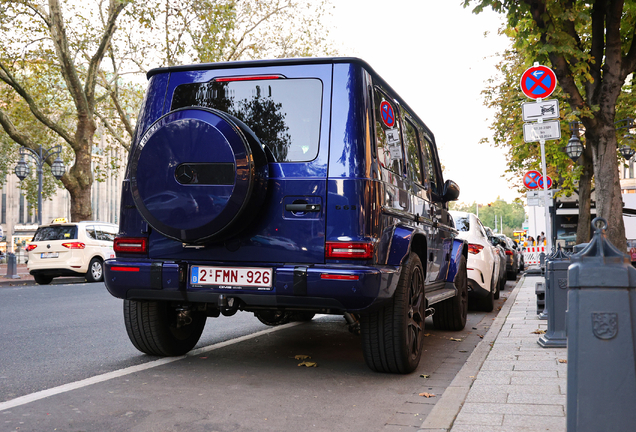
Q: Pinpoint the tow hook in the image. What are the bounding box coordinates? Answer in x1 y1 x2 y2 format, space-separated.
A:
425 307 435 318
344 312 360 335
218 294 239 317
175 307 193 328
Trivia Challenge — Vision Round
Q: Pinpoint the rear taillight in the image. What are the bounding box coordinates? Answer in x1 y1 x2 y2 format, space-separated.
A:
320 274 360 281
25 244 37 252
468 243 484 254
325 242 374 259
114 237 148 254
62 242 85 249
505 250 513 255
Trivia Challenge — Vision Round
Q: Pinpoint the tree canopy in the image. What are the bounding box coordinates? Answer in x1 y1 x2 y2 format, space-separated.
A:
465 0 636 249
450 198 526 237
0 0 335 221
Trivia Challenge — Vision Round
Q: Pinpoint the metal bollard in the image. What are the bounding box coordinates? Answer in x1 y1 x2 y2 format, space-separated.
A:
535 281 545 314
538 248 570 348
3 253 21 279
566 218 636 431
538 248 557 321
539 251 546 274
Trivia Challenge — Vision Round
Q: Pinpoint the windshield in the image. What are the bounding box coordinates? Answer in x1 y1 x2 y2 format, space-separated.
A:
171 78 322 162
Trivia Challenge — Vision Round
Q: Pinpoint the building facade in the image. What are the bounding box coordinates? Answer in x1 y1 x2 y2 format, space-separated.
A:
0 137 126 258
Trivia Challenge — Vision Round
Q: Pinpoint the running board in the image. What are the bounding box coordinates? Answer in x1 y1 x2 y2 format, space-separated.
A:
425 285 458 306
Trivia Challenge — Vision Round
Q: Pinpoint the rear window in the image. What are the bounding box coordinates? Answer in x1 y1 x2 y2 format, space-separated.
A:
454 217 470 232
171 78 322 162
33 225 77 241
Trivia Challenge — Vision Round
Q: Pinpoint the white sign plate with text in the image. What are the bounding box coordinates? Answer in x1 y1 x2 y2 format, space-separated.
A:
523 120 562 142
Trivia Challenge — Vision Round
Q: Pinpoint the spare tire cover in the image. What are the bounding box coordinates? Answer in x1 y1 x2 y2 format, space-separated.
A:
130 107 268 243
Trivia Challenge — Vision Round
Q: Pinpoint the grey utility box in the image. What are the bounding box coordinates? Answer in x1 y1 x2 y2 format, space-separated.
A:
538 248 569 348
567 218 636 432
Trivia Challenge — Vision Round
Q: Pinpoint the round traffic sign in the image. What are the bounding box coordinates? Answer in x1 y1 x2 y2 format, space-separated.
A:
538 175 553 189
520 65 557 99
523 170 542 190
380 101 395 128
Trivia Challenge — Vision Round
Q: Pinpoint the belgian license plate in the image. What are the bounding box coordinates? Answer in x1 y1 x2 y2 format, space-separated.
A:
191 266 273 289
41 252 59 259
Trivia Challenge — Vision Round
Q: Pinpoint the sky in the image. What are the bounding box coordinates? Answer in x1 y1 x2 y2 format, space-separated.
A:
328 0 516 205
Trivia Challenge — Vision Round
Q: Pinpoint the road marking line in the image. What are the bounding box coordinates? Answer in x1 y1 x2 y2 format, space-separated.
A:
0 322 300 411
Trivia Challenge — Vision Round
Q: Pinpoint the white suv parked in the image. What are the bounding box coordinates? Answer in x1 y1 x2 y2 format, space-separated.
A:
26 220 118 284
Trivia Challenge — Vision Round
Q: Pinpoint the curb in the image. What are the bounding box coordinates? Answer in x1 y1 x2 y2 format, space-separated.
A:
418 275 526 432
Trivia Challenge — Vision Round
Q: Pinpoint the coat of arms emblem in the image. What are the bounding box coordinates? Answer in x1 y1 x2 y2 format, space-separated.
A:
592 312 618 340
558 278 567 289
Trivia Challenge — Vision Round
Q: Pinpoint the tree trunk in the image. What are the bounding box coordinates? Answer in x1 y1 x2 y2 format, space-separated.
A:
64 117 95 222
576 143 593 244
591 124 626 250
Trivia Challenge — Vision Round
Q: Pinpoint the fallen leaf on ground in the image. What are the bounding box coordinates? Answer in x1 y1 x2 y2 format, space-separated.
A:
295 355 311 360
419 392 436 398
558 359 568 363
531 329 546 334
459 350 467 353
449 337 462 342
423 333 431 337
477 334 484 338
298 361 317 367
420 374 430 378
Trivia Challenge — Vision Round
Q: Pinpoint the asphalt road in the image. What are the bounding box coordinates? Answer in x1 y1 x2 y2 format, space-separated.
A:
0 279 516 431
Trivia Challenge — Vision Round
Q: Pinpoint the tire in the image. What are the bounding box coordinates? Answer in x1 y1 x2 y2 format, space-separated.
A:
494 277 501 300
480 277 495 312
123 300 206 356
507 270 516 280
86 257 104 282
433 254 468 331
34 274 53 285
360 253 425 374
255 310 291 326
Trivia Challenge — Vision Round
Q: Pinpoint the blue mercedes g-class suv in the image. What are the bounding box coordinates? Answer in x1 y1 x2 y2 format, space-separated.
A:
105 57 468 374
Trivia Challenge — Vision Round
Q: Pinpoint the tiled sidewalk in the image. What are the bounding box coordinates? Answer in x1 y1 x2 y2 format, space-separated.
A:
450 275 567 431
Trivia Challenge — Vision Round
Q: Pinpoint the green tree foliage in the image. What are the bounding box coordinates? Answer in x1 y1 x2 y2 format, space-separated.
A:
464 0 636 250
450 199 526 237
0 0 335 221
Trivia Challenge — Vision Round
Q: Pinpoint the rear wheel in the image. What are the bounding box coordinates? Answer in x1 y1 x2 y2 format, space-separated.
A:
86 257 103 282
34 274 53 285
361 253 425 374
124 300 206 356
433 255 468 331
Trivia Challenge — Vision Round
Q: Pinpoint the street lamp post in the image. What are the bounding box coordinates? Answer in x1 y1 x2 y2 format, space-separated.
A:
567 122 585 163
14 145 66 226
616 118 635 160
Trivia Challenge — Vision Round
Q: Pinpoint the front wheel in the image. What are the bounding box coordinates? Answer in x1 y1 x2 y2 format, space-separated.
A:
360 253 425 374
433 254 468 331
124 300 206 356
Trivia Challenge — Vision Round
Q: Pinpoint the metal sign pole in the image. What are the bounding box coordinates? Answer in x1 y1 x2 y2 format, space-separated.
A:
539 136 552 251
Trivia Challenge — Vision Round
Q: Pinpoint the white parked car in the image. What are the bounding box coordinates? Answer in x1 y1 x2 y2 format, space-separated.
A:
450 211 499 311
26 220 118 285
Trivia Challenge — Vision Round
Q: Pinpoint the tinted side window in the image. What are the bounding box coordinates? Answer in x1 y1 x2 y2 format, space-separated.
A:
374 88 403 175
85 226 97 240
98 225 117 241
404 119 423 185
421 136 439 193
34 226 77 241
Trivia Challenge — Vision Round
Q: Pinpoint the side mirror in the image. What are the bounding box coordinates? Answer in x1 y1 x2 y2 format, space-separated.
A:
442 179 460 202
